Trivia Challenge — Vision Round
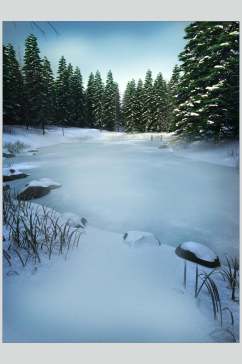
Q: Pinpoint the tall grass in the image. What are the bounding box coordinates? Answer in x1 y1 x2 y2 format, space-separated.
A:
219 255 239 302
3 188 83 268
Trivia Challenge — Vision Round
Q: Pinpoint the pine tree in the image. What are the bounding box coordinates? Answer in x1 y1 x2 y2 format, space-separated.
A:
85 72 96 128
55 56 71 126
153 73 169 131
167 65 180 132
70 67 85 127
41 56 55 133
102 70 117 131
134 79 145 132
3 44 23 124
93 71 104 129
22 34 43 128
174 22 239 140
122 79 136 132
142 70 155 132
114 82 122 131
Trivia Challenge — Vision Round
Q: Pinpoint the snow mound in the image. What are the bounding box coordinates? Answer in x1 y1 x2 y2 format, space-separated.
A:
179 241 218 263
25 178 61 189
123 230 160 247
61 212 86 228
3 168 29 181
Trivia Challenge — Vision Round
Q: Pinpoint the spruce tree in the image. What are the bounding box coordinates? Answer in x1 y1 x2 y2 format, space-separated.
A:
102 70 117 131
93 71 104 129
142 70 155 132
3 44 23 124
55 56 71 126
134 79 145 132
114 82 122 131
70 67 85 127
22 34 43 128
41 56 55 133
167 65 180 132
85 72 96 128
175 21 239 140
122 79 137 132
153 73 169 131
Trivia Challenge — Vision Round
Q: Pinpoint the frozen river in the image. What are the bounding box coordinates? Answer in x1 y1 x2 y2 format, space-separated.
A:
7 138 239 258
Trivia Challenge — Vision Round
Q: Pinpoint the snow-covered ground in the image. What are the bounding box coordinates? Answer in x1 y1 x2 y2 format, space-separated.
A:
2 126 239 343
3 207 239 343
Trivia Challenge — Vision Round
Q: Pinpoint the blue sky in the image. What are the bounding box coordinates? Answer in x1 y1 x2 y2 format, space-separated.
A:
3 21 190 93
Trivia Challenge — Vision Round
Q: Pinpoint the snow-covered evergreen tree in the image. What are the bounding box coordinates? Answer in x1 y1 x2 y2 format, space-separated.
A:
142 70 155 132
175 22 239 140
114 82 122 131
55 56 72 126
41 56 55 133
167 64 180 131
93 71 104 129
153 72 169 131
85 72 96 128
102 70 117 131
134 79 145 132
22 34 43 128
69 67 85 127
122 79 137 132
3 44 23 124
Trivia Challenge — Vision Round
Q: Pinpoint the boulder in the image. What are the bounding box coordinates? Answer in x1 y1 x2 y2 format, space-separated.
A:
17 178 61 200
123 230 161 247
175 241 220 268
3 168 29 182
3 152 15 158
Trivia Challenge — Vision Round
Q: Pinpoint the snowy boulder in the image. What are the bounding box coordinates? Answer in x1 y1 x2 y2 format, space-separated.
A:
17 178 61 200
175 241 220 268
3 168 29 182
61 212 87 228
123 231 161 247
3 152 15 158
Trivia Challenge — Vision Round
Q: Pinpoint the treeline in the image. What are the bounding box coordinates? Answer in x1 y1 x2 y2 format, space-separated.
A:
3 21 239 139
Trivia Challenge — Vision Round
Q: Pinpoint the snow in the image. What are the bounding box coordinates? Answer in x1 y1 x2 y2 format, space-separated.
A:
22 178 61 189
3 167 27 177
2 126 239 342
123 230 160 247
179 241 218 262
61 212 85 228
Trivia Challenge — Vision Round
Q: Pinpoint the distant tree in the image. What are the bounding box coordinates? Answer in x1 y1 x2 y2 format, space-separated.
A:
55 56 71 127
114 82 122 131
85 72 96 128
3 44 23 124
142 70 155 131
174 21 239 140
122 79 137 132
102 70 117 131
153 72 169 131
167 64 180 132
22 34 43 129
69 67 85 127
134 79 145 132
41 56 55 133
93 71 104 129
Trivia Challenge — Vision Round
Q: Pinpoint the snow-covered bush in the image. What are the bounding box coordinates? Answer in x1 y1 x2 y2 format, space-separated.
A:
4 140 28 154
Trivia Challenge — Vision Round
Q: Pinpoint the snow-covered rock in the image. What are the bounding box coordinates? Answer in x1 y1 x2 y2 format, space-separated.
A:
123 230 161 247
175 241 220 268
3 152 15 158
61 212 87 228
3 168 29 182
17 178 61 200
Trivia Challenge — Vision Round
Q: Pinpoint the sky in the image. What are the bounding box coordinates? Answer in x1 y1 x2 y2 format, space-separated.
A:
3 21 190 93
